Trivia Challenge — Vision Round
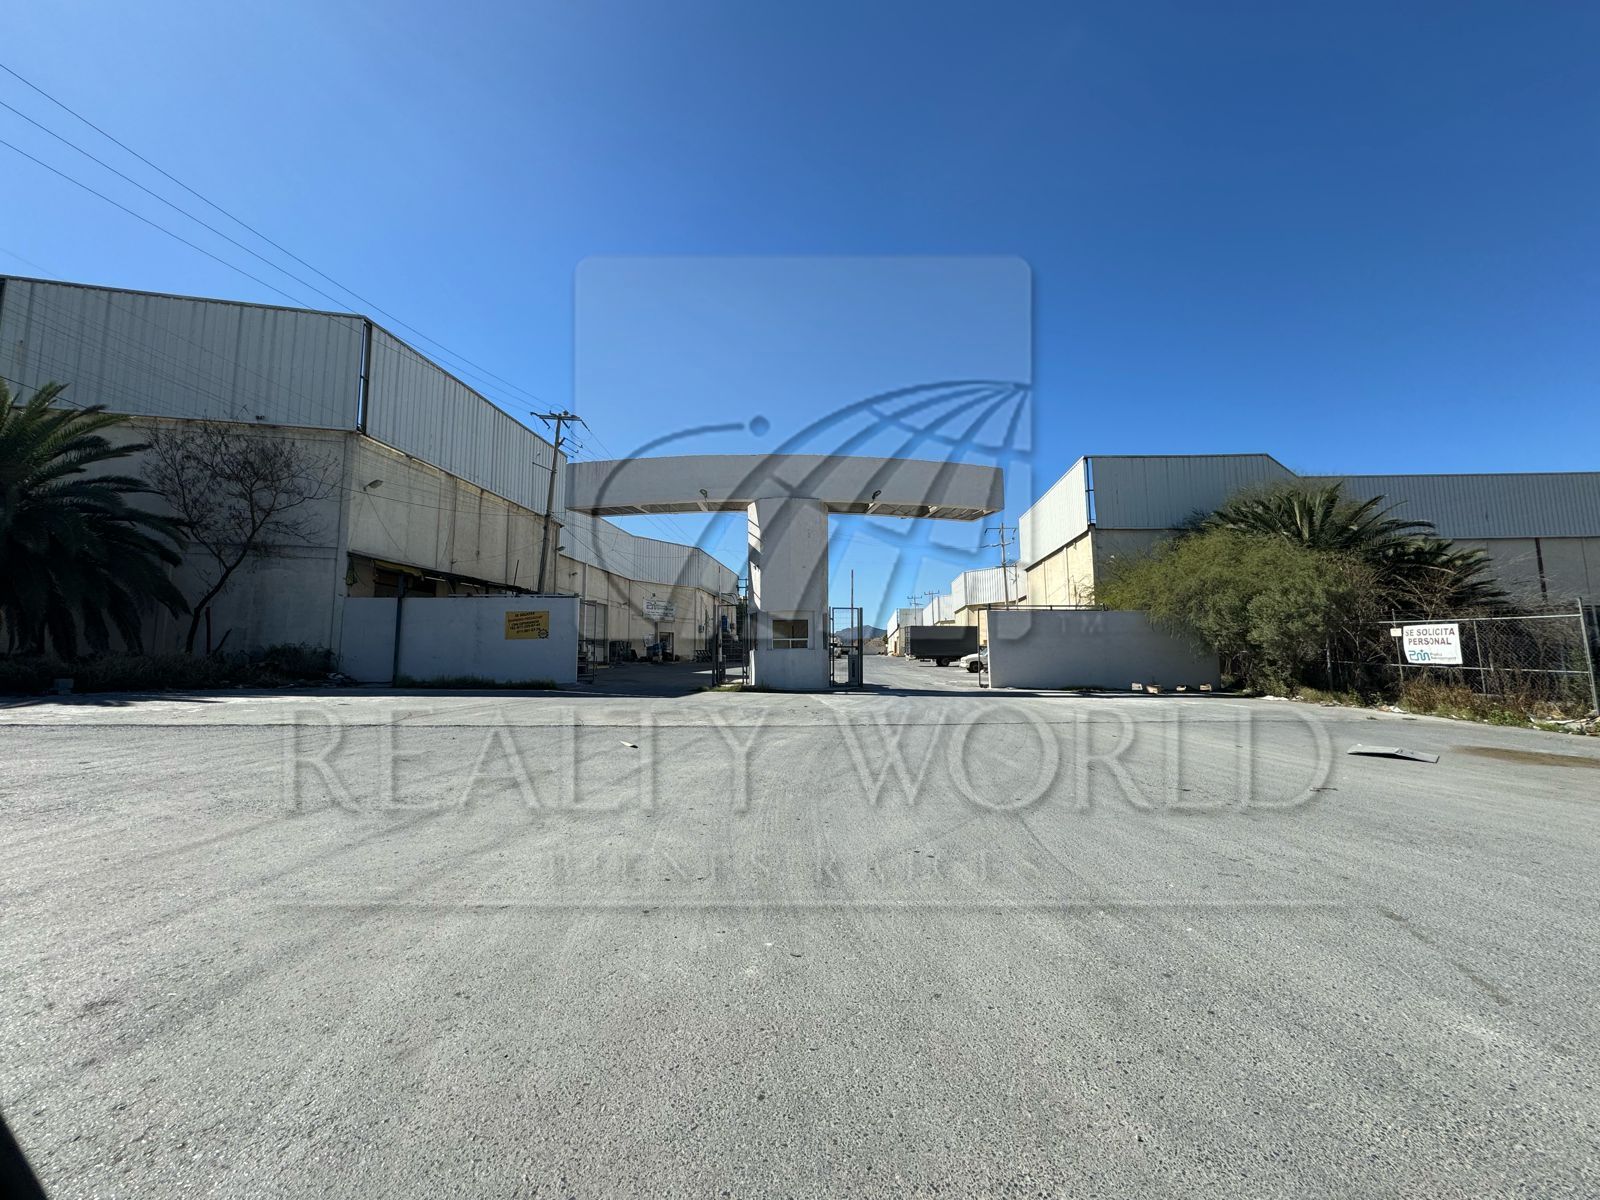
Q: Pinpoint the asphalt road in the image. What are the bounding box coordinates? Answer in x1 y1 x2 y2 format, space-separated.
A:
3 656 1598 1197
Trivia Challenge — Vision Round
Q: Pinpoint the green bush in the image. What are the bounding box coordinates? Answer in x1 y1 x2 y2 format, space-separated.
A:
256 643 338 680
1398 677 1577 726
392 674 558 690
0 656 57 695
0 645 341 695
1099 530 1383 692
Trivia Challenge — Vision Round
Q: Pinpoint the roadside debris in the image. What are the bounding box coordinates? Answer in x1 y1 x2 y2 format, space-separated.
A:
1347 744 1440 764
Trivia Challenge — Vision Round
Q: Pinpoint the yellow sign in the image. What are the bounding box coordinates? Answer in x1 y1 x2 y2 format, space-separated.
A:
504 610 550 640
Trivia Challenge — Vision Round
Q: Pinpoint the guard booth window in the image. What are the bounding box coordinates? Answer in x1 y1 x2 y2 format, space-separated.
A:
771 617 809 650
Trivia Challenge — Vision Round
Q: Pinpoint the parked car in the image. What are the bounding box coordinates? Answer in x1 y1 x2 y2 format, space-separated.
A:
959 646 988 673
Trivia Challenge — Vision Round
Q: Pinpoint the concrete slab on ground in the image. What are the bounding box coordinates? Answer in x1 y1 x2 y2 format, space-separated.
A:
2 654 1598 1197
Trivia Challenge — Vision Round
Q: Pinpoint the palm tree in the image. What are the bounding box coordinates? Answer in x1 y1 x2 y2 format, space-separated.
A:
0 381 188 656
1204 482 1504 611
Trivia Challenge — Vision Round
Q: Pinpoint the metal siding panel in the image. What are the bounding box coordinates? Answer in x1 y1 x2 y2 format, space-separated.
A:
1018 458 1089 566
0 278 360 428
1322 474 1600 540
562 510 736 594
1088 455 1294 530
364 329 559 514
952 565 1024 608
887 607 921 636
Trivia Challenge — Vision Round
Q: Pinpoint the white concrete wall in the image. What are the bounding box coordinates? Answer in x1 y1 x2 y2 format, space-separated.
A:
340 595 578 684
987 609 1220 690
747 497 829 691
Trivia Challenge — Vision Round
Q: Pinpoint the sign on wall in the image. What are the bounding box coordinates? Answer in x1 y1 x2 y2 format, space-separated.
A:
644 599 676 620
504 610 550 640
1401 623 1463 665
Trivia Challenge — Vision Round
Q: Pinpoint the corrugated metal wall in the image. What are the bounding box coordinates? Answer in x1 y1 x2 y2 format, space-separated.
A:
886 607 921 636
1018 458 1089 566
561 510 738 595
0 277 364 428
364 327 560 514
1087 454 1294 531
1320 473 1600 540
951 565 1025 608
922 593 956 623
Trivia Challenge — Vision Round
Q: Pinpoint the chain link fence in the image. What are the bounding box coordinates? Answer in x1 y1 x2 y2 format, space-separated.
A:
1332 601 1598 716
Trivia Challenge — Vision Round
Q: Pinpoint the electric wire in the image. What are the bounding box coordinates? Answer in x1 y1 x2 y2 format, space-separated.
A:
0 60 555 412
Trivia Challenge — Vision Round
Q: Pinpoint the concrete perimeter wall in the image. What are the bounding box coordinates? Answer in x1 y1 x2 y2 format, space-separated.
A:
341 596 579 685
987 609 1219 690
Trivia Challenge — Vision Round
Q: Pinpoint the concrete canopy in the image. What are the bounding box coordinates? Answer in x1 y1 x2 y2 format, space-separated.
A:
565 454 1004 521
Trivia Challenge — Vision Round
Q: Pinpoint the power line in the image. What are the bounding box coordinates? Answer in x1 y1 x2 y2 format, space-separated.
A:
0 96 360 317
0 135 308 306
0 60 554 412
982 523 1018 606
0 123 530 419
0 65 679 566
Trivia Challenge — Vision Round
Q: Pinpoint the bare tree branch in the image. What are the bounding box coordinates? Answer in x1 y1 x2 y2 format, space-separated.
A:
141 424 338 652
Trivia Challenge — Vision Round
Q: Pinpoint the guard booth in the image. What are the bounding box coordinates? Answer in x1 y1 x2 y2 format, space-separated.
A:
830 606 864 688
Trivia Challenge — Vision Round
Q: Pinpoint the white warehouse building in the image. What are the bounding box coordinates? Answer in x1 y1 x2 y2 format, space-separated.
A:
0 276 737 663
884 564 1026 655
1021 454 1600 609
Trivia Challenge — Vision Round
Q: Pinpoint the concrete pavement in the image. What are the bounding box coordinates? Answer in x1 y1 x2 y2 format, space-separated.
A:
2 656 1598 1197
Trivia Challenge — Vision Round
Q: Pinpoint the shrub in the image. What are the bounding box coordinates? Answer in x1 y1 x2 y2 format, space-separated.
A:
1398 677 1577 726
1099 530 1384 692
392 675 559 690
0 656 57 695
0 645 341 695
255 643 338 680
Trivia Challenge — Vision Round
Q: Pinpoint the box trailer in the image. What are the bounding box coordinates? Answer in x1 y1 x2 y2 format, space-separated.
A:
905 625 979 666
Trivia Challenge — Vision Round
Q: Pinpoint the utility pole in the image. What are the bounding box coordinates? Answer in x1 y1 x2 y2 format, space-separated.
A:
532 409 582 593
984 523 1016 606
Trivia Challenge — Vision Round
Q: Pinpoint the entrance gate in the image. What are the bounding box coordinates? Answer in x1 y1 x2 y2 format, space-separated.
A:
710 601 748 687
580 599 608 667
830 606 864 688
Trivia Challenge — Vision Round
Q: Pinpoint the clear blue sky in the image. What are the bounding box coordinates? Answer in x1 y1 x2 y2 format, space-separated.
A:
3 3 1597 624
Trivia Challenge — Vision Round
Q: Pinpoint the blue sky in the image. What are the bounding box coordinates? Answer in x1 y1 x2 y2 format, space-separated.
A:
3 2 1597 624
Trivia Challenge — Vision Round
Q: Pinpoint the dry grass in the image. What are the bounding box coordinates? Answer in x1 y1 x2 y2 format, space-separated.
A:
1398 677 1586 727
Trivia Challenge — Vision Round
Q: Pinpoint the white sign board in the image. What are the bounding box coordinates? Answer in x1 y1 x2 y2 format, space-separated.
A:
1402 623 1463 666
644 599 676 621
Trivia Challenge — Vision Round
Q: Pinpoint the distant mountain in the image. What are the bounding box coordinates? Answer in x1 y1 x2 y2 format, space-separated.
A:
836 625 886 642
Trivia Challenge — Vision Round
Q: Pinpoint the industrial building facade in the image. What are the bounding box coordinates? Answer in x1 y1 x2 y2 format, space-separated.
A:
1020 454 1600 609
0 276 737 661
892 451 1598 658
885 564 1026 654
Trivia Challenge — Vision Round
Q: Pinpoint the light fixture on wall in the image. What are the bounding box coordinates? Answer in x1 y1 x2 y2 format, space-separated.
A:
363 479 384 491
